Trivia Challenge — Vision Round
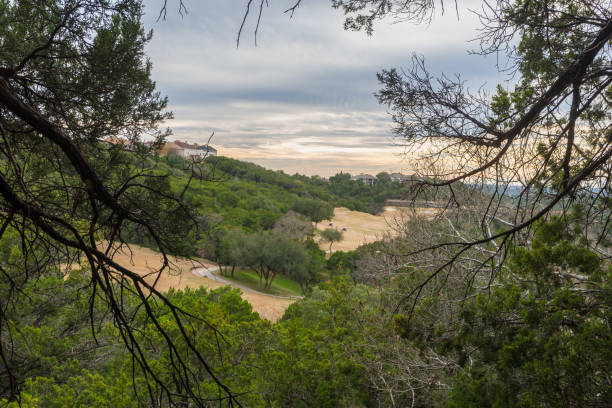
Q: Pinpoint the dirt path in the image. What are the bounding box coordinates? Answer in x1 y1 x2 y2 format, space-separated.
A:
192 267 302 300
106 244 295 321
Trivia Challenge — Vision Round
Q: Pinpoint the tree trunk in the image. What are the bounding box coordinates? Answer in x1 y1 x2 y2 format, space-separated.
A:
230 264 236 277
263 268 270 289
265 272 277 290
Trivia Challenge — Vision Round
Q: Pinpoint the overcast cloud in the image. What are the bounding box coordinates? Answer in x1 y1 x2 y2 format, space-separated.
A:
142 0 503 176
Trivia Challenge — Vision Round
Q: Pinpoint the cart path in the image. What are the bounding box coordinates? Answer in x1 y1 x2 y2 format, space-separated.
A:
191 266 303 300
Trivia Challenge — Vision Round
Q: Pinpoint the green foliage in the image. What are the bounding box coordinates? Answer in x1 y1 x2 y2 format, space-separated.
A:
0 229 117 398
489 85 512 122
11 371 139 408
319 227 344 253
0 0 170 141
376 171 391 184
217 190 240 208
11 219 610 407
328 171 413 214
239 232 313 290
221 268 303 296
446 218 612 408
326 250 360 277
2 273 385 407
291 197 333 225
5 1 609 406
297 238 326 292
200 156 413 219
219 228 249 272
119 154 419 275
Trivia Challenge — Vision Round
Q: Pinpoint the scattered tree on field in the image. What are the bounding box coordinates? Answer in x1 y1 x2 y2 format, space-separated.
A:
219 229 250 277
319 227 343 254
240 232 311 290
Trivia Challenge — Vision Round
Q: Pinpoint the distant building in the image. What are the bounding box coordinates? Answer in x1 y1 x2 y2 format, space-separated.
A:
389 172 411 183
161 140 217 159
103 136 132 150
351 173 377 185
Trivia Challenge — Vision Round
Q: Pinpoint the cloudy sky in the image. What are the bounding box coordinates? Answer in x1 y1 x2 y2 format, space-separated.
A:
142 0 503 176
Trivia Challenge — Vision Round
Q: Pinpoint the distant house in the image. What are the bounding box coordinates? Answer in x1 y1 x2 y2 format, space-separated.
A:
161 140 217 159
351 173 377 185
103 136 132 150
389 172 411 183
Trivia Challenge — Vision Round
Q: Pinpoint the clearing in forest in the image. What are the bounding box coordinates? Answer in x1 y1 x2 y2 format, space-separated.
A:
106 244 294 322
317 206 435 252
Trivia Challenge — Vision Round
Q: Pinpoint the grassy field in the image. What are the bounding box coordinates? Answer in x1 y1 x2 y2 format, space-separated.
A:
219 268 302 297
316 206 399 252
316 206 438 252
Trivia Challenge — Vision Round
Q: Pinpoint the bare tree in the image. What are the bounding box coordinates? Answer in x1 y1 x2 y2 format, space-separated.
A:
372 0 612 313
273 211 314 241
239 0 444 43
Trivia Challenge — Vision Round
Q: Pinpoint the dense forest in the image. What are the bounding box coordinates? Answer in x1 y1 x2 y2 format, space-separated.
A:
0 0 611 407
1 210 610 407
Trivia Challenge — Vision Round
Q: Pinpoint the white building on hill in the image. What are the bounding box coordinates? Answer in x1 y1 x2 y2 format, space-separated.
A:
389 172 411 183
162 141 217 159
351 173 377 185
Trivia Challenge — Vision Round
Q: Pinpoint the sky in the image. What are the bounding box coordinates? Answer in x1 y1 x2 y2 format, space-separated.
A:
142 0 504 177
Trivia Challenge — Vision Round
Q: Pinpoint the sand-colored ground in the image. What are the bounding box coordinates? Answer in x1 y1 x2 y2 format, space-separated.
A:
105 244 293 322
317 206 437 252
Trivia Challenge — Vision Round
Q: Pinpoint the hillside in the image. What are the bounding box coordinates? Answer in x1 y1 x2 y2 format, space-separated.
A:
170 154 417 219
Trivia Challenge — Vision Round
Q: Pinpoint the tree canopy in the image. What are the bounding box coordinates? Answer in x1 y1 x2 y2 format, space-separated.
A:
319 227 343 253
0 0 235 403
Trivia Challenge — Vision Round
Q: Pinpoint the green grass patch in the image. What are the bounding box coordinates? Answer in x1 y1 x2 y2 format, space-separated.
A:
219 268 302 297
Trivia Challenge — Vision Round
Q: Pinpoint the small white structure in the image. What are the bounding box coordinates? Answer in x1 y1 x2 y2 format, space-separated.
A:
351 173 377 185
389 172 411 183
162 141 217 159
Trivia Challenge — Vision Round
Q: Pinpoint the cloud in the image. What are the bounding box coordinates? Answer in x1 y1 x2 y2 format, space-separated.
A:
142 0 504 176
